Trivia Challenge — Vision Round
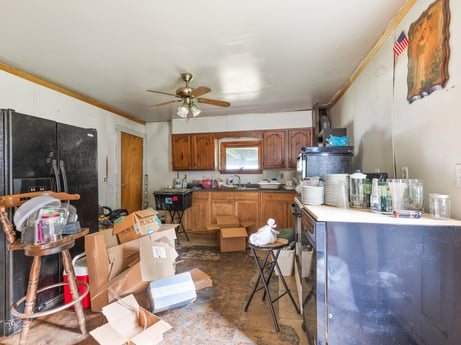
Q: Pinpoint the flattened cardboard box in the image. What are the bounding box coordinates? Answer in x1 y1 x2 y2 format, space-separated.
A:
188 268 212 290
139 237 178 282
90 294 172 345
85 224 178 312
113 208 162 243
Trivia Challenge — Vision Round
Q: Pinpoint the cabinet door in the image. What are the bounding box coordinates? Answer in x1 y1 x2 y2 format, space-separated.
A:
260 192 296 229
263 131 286 169
288 128 313 168
210 192 235 223
191 134 215 170
172 134 191 170
184 192 210 232
234 192 260 235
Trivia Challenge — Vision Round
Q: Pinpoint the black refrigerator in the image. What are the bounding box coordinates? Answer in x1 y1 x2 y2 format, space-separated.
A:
0 109 98 336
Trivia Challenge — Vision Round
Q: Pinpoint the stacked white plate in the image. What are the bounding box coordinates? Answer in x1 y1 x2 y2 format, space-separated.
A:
324 174 350 206
301 185 324 205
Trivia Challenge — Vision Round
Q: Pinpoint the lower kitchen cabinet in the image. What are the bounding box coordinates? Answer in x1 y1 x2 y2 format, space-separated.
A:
234 192 260 235
260 192 296 229
210 192 235 223
184 192 210 233
184 191 295 234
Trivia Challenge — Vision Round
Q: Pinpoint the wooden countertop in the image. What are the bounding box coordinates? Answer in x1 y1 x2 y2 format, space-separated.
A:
302 204 461 227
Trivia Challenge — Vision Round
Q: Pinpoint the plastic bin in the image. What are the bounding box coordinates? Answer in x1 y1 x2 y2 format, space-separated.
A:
63 253 90 309
274 249 295 276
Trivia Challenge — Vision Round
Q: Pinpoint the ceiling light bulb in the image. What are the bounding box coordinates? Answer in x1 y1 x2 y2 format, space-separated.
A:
190 103 201 117
177 104 189 118
177 101 189 118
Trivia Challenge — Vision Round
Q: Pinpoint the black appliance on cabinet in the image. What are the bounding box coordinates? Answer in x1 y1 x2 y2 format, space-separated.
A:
296 146 353 182
0 109 98 336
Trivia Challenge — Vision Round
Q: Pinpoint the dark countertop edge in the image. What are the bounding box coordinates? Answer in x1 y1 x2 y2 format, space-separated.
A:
191 188 296 193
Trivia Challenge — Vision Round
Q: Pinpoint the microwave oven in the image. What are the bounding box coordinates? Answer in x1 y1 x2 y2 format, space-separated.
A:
296 146 353 181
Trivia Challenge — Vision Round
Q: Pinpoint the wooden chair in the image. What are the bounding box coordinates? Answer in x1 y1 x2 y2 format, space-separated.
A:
0 191 89 345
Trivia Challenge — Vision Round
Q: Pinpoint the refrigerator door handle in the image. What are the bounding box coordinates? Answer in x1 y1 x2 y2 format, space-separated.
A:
59 160 68 193
52 159 62 192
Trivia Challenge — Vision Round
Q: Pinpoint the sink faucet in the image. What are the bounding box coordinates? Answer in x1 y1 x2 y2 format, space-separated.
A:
233 175 241 187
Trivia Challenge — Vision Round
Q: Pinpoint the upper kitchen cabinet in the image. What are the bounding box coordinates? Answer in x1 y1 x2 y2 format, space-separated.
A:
287 128 312 168
172 133 215 171
263 131 285 169
263 128 313 169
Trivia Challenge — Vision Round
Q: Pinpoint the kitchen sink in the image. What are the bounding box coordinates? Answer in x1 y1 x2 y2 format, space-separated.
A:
236 187 259 190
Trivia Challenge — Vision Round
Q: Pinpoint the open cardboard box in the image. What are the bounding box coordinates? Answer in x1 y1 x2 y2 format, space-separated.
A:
90 294 172 345
207 215 254 252
113 208 163 244
85 224 178 312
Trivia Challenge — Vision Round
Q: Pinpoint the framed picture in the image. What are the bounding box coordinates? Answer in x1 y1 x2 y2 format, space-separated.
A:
407 0 450 103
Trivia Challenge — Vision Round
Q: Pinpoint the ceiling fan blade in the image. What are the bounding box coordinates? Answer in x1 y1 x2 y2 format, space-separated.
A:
191 86 211 97
147 89 178 97
197 97 231 107
149 100 178 108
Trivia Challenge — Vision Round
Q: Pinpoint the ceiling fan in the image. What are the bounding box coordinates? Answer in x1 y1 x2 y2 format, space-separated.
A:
147 72 231 118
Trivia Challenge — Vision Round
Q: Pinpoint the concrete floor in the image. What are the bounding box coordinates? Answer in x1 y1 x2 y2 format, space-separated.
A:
0 233 308 345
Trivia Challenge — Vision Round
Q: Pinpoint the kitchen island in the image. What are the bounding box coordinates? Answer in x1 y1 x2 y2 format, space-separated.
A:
300 204 461 345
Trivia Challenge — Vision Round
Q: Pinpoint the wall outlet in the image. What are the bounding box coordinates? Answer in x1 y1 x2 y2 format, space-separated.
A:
401 166 409 179
456 163 461 187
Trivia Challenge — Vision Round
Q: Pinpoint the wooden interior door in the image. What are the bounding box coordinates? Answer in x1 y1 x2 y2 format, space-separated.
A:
121 132 143 213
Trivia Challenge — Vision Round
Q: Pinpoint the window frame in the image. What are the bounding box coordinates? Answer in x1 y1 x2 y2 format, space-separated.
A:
219 140 262 174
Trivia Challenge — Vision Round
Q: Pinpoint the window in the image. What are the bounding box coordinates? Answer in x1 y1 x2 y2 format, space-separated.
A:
219 140 262 174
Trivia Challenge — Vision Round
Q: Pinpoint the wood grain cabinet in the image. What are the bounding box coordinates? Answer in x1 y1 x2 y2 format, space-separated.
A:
287 128 312 168
184 191 295 233
184 191 210 233
263 131 286 169
263 128 313 169
234 192 260 235
260 192 296 229
209 192 235 224
172 133 215 171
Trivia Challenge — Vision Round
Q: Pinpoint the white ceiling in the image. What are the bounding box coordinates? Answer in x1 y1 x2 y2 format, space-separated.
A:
1 1 408 123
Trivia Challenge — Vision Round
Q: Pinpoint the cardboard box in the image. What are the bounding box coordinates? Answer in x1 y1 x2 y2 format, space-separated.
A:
139 238 178 282
146 272 197 313
90 294 172 345
207 215 255 231
85 224 178 312
274 249 295 276
113 208 162 243
188 268 212 290
219 227 248 252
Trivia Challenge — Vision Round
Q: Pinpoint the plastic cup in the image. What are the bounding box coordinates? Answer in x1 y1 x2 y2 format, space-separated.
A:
387 179 408 211
429 193 450 219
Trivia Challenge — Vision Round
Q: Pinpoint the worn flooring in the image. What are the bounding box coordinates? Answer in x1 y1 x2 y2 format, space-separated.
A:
0 232 307 345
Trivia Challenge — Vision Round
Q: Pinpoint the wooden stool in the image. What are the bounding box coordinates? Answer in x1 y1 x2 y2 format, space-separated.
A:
0 192 89 345
244 240 300 332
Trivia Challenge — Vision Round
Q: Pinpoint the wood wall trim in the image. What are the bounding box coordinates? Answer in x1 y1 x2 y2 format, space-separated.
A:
327 0 417 109
214 130 263 139
0 62 145 125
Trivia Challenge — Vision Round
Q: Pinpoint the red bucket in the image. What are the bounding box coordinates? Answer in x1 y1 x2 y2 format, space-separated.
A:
63 253 90 309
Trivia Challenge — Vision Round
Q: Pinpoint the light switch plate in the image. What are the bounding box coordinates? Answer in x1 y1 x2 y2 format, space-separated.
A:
456 163 461 187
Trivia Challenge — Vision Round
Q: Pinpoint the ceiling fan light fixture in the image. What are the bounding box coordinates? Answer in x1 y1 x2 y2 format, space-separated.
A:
190 103 201 117
177 101 189 118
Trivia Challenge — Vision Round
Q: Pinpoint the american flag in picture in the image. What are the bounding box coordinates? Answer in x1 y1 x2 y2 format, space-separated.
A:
393 31 409 55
